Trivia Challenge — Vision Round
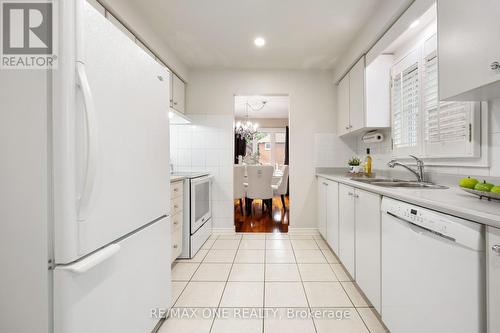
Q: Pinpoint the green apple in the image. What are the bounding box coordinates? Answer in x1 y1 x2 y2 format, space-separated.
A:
474 181 495 192
459 176 479 189
491 186 500 193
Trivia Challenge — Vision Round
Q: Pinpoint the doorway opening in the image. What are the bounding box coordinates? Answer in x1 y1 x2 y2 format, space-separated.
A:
233 95 290 233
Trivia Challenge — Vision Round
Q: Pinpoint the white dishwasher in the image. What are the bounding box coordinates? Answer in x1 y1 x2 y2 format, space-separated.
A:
381 197 485 333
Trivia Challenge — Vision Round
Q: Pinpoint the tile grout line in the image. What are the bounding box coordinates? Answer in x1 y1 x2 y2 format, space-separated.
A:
291 237 319 333
314 237 376 333
171 235 217 307
208 234 242 333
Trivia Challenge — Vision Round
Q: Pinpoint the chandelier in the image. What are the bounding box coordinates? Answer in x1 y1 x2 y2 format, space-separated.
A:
235 100 267 140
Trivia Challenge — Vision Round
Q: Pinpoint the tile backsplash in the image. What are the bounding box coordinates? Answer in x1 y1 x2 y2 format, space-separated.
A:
170 114 234 229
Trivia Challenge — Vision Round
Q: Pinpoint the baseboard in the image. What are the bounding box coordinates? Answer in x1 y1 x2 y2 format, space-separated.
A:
212 227 236 234
287 227 319 235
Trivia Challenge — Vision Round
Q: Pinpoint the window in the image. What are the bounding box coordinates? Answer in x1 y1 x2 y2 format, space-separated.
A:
391 34 480 159
254 128 286 169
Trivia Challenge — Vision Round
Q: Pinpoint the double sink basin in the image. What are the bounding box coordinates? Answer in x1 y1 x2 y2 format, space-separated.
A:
351 178 449 189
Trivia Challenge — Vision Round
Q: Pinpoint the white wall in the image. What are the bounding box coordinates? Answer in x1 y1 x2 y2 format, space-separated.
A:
185 69 338 230
332 0 414 83
170 115 235 229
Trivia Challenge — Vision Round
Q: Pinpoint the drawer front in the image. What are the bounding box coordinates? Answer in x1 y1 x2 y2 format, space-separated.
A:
171 226 182 263
170 181 183 199
170 196 183 215
171 211 183 233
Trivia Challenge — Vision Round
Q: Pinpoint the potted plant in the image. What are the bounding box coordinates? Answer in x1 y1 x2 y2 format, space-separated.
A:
347 156 362 174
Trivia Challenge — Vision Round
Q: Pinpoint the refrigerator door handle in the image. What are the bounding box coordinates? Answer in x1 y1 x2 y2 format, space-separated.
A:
76 61 98 221
57 244 120 274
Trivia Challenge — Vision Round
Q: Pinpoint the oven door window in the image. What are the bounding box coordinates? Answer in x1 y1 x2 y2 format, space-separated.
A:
194 181 210 223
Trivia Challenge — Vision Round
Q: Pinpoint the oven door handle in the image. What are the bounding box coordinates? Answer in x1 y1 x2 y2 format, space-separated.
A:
191 175 213 184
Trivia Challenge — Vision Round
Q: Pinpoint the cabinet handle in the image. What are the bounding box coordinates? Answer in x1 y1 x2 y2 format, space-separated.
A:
174 221 179 225
491 61 500 71
345 126 349 130
348 192 354 196
173 245 178 249
354 194 359 198
174 102 178 105
174 205 178 209
492 245 500 254
174 188 179 192
323 182 329 186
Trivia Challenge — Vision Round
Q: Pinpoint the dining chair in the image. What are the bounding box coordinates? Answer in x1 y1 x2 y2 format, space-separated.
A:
233 165 246 215
272 165 289 210
245 165 274 216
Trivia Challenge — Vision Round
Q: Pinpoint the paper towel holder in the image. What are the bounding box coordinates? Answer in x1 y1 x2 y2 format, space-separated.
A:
362 130 384 144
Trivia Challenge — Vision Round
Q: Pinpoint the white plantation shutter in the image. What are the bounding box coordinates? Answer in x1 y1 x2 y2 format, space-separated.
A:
391 48 421 157
422 37 480 158
391 34 480 160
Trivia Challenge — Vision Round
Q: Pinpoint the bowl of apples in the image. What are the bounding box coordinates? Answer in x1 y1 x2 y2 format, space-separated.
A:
459 177 500 201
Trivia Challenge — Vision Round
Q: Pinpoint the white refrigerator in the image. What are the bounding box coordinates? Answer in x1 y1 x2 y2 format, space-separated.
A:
52 1 171 332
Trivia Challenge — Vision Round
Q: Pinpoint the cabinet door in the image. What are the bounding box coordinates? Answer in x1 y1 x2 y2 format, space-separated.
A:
337 75 350 136
338 184 355 278
355 189 381 312
438 0 500 101
487 226 500 333
326 180 339 254
349 57 365 132
317 178 328 239
172 74 186 113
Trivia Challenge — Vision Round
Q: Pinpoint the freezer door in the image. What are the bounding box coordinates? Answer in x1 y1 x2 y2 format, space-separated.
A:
54 2 170 263
54 218 171 333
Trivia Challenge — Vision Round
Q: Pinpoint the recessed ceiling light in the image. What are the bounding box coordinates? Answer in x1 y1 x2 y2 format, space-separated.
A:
254 37 266 47
409 20 420 29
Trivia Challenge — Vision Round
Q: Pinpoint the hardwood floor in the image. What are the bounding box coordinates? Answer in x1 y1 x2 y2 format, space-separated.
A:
234 196 289 233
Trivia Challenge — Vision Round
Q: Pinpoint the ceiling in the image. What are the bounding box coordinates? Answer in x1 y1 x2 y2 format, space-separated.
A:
235 95 289 119
114 0 384 69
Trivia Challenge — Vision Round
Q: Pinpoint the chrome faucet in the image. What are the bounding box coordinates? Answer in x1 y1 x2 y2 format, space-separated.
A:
387 155 426 182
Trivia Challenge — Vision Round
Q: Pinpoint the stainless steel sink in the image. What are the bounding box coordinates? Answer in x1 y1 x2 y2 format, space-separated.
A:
373 181 448 189
350 178 448 189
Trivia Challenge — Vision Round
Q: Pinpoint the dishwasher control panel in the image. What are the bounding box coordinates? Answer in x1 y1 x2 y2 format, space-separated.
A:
381 197 484 250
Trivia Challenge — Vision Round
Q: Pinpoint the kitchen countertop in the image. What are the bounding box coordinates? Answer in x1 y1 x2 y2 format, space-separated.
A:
317 172 500 229
170 172 210 183
170 175 186 182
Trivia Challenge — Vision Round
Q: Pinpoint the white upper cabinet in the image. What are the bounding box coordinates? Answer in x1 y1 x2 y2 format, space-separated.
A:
349 57 365 132
171 74 186 114
337 55 393 136
337 75 350 136
437 0 500 101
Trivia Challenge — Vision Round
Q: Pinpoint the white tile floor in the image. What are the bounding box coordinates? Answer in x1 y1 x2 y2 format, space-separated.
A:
161 233 388 333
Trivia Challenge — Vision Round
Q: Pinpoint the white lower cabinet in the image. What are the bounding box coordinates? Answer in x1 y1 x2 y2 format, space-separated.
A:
338 183 382 305
339 184 356 278
326 180 339 254
317 178 328 239
170 180 183 262
355 189 381 312
487 226 500 333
